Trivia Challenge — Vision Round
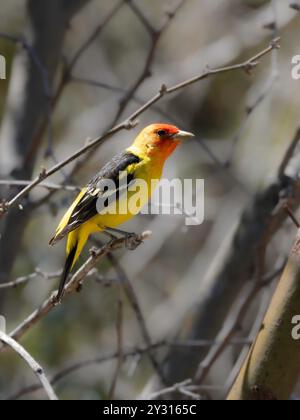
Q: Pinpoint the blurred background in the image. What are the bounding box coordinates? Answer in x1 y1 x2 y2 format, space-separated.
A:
0 0 300 400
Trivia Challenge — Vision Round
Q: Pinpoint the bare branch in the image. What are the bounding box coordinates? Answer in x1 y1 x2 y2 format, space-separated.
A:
125 0 156 37
284 203 300 228
147 379 192 400
194 263 283 384
0 179 80 192
278 127 300 180
0 269 61 291
106 248 166 384
110 0 186 125
108 287 124 399
0 331 58 401
66 1 124 77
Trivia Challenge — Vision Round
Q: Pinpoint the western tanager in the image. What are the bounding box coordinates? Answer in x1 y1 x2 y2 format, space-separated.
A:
50 123 194 300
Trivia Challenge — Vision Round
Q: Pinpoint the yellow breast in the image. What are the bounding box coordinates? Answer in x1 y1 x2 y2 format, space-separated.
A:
89 157 164 231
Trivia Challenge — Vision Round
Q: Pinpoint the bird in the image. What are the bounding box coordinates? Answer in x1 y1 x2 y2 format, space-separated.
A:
50 123 195 301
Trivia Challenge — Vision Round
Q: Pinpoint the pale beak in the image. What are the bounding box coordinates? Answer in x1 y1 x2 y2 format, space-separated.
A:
174 130 195 140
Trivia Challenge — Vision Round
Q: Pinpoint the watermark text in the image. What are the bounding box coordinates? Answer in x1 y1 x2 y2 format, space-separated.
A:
291 55 300 80
291 315 300 340
95 174 205 226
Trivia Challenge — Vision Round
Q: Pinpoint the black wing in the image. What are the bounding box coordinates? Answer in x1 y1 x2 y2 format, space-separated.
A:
55 151 141 239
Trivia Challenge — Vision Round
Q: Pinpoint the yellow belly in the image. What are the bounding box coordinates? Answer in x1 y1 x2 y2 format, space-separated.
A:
87 163 161 233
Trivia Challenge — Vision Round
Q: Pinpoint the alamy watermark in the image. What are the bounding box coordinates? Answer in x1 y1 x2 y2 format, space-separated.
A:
95 173 205 226
0 54 6 79
291 55 300 80
291 315 300 340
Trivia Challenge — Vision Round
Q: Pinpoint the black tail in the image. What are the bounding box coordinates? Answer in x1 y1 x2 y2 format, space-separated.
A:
55 244 77 302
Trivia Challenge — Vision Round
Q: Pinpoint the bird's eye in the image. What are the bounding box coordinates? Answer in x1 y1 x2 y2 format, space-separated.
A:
157 130 167 137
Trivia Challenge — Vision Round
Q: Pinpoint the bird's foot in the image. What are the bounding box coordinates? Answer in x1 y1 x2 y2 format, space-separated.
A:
52 292 63 306
124 232 142 250
104 227 141 250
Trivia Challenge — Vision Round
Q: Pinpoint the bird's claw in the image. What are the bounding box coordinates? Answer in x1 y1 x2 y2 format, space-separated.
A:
89 246 99 257
52 292 62 306
125 233 142 250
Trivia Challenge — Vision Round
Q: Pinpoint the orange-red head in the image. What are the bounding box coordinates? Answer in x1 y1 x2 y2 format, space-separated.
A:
128 123 195 162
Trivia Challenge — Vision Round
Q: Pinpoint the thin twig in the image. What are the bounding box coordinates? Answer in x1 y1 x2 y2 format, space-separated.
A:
0 32 65 173
283 203 300 228
0 331 58 401
0 179 80 192
147 379 192 400
194 263 284 384
66 1 124 77
125 0 156 37
0 269 61 290
278 127 300 179
108 286 124 399
71 76 238 174
226 0 280 163
110 0 186 126
105 247 167 384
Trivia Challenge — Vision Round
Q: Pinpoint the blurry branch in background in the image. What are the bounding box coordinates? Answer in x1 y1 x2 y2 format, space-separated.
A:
6 232 150 343
278 128 300 180
64 1 125 81
71 76 178 125
108 286 124 399
0 331 58 401
152 125 300 393
0 179 80 192
0 38 279 218
226 0 280 164
8 341 166 400
146 379 230 400
228 223 300 400
8 335 256 400
289 2 300 11
226 56 279 164
105 248 166 383
0 30 54 161
146 379 195 400
0 269 61 290
110 0 186 126
0 266 121 291
48 0 125 127
0 0 91 285
195 261 286 384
